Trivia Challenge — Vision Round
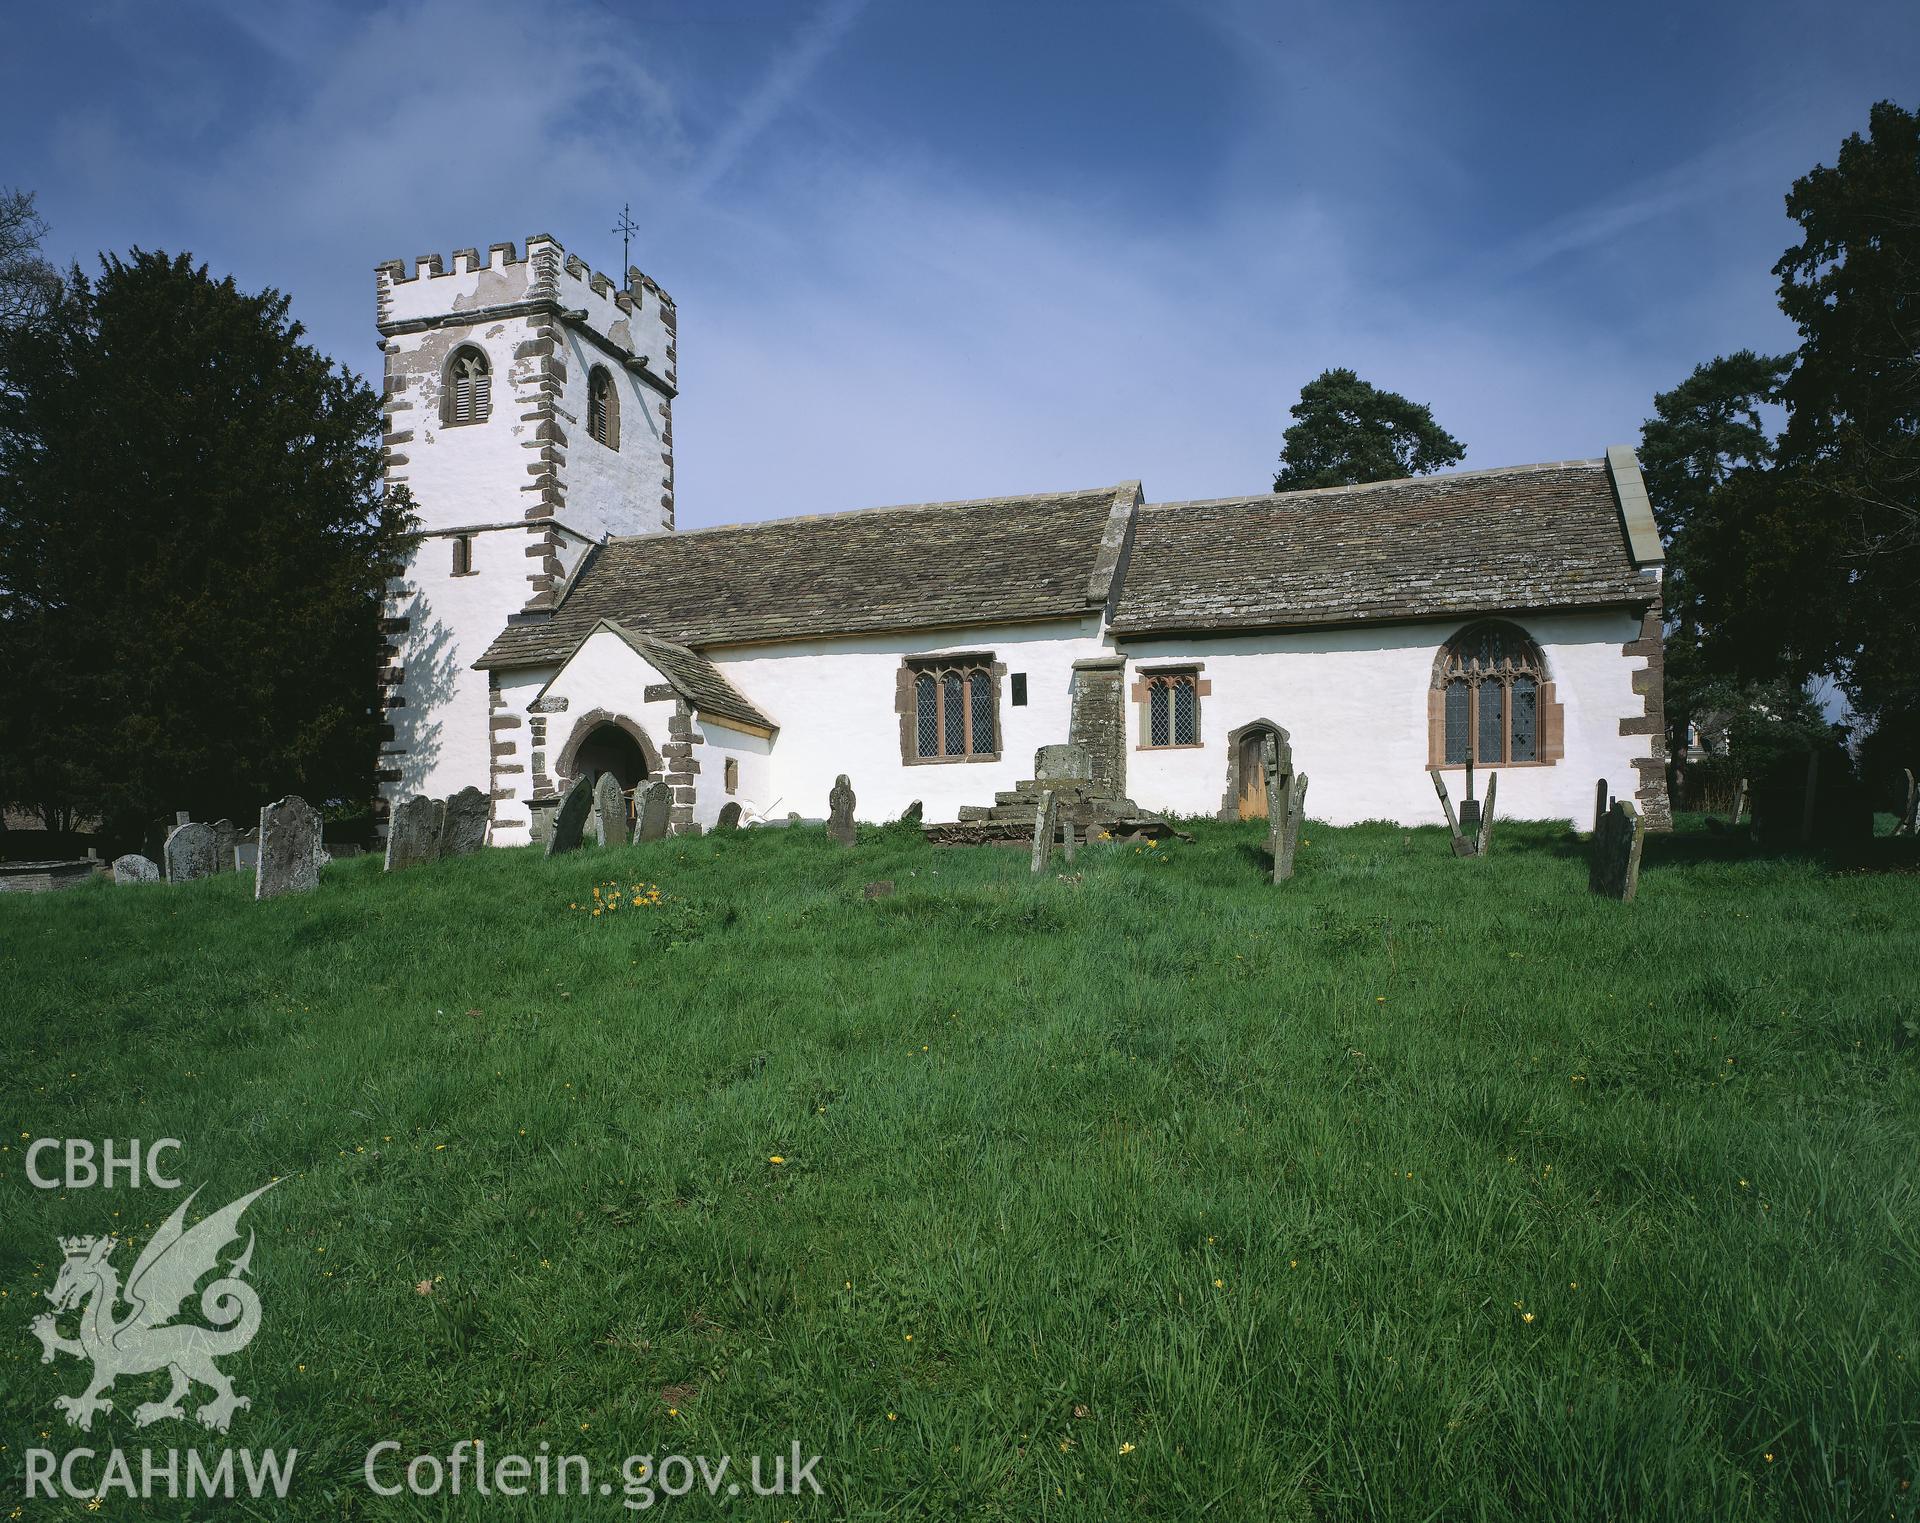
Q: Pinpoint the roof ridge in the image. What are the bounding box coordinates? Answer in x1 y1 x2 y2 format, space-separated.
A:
1143 458 1606 513
606 483 1134 542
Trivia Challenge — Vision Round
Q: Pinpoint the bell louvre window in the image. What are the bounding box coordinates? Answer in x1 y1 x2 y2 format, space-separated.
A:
587 366 618 449
1142 670 1201 748
906 657 999 761
1431 621 1558 767
443 347 491 426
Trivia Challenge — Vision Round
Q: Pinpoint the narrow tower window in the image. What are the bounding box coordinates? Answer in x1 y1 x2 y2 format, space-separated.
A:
588 366 619 450
450 533 473 576
443 346 491 427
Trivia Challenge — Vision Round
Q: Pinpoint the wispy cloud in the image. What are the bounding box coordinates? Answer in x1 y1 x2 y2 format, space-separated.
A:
686 0 872 198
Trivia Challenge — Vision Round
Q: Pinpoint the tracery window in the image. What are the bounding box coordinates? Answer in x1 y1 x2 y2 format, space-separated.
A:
587 366 619 449
1431 621 1557 766
443 346 491 426
906 657 998 761
1141 669 1201 748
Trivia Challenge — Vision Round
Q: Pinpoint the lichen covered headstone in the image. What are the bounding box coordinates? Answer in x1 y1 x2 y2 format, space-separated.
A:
593 773 629 847
112 854 160 884
637 779 672 842
439 786 489 857
384 795 440 871
546 775 594 857
210 819 238 874
163 822 217 884
256 794 325 900
899 800 923 825
1589 799 1644 902
1030 788 1059 874
828 775 856 847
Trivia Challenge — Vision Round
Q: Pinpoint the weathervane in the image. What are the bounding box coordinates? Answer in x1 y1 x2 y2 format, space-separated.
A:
613 203 640 282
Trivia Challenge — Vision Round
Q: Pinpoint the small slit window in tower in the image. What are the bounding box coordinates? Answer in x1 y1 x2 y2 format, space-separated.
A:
451 534 472 576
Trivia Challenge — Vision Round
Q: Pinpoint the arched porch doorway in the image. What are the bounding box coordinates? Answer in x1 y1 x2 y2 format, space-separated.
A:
571 723 649 793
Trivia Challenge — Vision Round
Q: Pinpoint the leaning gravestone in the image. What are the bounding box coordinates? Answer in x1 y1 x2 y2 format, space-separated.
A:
636 779 672 842
1030 788 1059 874
256 794 324 900
899 800 923 825
1589 799 1645 902
715 801 742 832
439 786 489 857
594 773 629 847
384 795 440 871
828 775 856 847
210 819 238 874
546 775 594 857
163 822 217 884
112 854 160 884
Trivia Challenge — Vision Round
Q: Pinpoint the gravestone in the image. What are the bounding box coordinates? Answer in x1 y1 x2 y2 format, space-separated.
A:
175 811 191 827
1592 779 1611 836
234 840 259 872
439 786 489 857
432 798 449 847
1894 766 1916 837
1030 788 1059 874
593 773 629 847
1475 773 1498 856
546 775 594 856
1428 768 1483 858
715 802 742 832
1266 733 1308 882
1061 819 1077 865
142 816 171 864
899 800 923 825
112 854 160 884
163 822 217 884
384 795 440 871
637 779 672 842
210 820 238 874
828 775 856 847
1589 799 1645 902
256 794 325 900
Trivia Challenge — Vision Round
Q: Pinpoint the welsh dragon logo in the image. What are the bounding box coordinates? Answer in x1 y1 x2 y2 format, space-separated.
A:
30 1181 279 1433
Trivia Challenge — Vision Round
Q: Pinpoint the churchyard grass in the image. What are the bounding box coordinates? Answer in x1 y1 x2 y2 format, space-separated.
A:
1 818 1916 1520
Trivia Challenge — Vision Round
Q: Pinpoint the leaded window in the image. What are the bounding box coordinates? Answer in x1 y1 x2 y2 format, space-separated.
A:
444 346 491 426
909 658 998 760
1143 671 1200 748
1434 621 1550 765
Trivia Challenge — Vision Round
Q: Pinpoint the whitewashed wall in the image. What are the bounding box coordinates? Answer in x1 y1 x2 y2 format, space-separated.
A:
708 618 1110 823
1121 610 1655 827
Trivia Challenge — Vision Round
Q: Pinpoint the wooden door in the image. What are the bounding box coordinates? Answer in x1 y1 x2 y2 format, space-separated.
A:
1237 731 1270 820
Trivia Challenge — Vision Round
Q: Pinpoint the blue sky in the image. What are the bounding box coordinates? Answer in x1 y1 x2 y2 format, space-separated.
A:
4 0 1915 526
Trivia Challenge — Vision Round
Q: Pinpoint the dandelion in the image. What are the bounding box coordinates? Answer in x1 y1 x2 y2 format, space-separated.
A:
1522 1312 1535 1324
769 1156 786 1165
1213 1278 1224 1288
1764 1452 1774 1464
1119 1441 1136 1455
886 1412 897 1422
904 1334 913 1342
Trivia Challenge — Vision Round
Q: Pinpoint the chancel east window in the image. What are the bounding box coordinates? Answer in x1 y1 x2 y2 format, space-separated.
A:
905 657 999 761
1141 669 1201 748
587 366 619 449
443 346 491 426
1431 621 1559 767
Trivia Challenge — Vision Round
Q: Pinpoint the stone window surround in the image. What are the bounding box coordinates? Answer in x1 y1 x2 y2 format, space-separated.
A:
1131 663 1209 751
1426 620 1563 769
587 364 620 451
441 344 492 428
895 653 1006 766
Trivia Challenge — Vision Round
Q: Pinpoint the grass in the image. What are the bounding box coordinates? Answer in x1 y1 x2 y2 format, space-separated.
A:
1 816 1916 1521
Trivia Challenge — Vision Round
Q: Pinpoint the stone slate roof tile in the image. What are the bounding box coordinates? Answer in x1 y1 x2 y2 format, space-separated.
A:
1110 459 1659 636
478 485 1133 669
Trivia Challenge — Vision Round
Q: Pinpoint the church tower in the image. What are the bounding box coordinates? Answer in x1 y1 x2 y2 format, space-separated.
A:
371 235 678 837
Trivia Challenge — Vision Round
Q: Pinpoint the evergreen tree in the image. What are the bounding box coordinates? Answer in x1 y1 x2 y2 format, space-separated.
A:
1272 368 1465 492
0 250 415 840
